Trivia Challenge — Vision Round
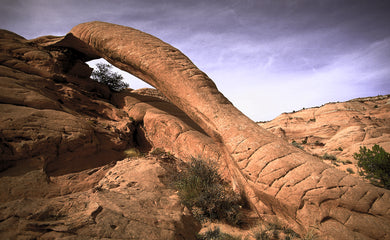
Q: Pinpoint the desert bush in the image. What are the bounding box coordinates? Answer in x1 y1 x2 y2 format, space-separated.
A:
292 140 304 150
197 227 240 240
301 229 318 240
312 153 320 158
354 144 390 189
283 228 300 239
250 222 300 240
91 63 129 91
175 158 242 225
322 153 337 161
314 141 325 146
253 230 270 240
346 168 354 174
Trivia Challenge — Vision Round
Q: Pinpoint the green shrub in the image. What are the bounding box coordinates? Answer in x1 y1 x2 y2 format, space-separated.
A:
283 228 300 239
292 140 304 150
253 230 269 240
175 158 242 225
302 229 318 240
322 153 337 161
346 168 355 174
251 222 300 240
197 227 240 240
91 63 129 91
354 144 390 189
314 141 325 146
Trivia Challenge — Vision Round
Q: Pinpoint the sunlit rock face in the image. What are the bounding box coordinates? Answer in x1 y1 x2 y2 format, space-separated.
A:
0 22 389 239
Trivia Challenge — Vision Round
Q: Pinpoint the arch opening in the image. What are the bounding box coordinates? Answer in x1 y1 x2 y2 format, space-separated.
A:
87 58 154 90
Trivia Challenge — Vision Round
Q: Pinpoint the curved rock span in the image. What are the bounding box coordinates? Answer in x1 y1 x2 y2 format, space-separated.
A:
25 22 390 238
63 21 390 239
64 21 390 239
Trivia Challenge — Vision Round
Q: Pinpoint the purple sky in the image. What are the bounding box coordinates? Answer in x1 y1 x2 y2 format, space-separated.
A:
1 0 390 120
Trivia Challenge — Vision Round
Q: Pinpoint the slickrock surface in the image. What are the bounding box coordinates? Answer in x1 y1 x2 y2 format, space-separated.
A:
0 29 203 239
1 21 390 239
0 157 199 239
259 95 390 175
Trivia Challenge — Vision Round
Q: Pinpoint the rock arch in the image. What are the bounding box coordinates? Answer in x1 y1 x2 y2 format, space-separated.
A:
61 21 389 239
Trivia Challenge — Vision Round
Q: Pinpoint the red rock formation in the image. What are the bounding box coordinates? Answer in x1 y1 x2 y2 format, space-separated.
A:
0 29 201 239
64 21 390 239
1 21 390 239
260 95 390 166
0 29 134 176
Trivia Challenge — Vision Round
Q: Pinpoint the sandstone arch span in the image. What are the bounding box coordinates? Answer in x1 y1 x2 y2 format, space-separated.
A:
65 22 389 239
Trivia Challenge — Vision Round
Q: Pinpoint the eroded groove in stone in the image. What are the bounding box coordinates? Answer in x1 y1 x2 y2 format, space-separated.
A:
270 162 307 188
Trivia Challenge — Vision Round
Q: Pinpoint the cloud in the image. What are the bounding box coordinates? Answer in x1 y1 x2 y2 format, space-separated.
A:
1 0 390 121
207 33 390 121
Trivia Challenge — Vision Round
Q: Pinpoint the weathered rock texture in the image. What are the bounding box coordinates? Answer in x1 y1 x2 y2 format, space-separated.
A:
1 21 390 239
0 29 135 177
0 157 199 239
0 29 202 239
61 21 389 239
259 95 390 175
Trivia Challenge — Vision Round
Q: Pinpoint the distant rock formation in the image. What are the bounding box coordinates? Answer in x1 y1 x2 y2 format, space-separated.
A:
1 22 390 239
260 95 390 175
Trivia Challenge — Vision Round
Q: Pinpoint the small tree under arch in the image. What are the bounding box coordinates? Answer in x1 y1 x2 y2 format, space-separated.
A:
91 63 129 92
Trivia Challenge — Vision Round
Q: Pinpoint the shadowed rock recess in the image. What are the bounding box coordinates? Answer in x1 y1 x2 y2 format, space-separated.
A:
0 21 389 239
